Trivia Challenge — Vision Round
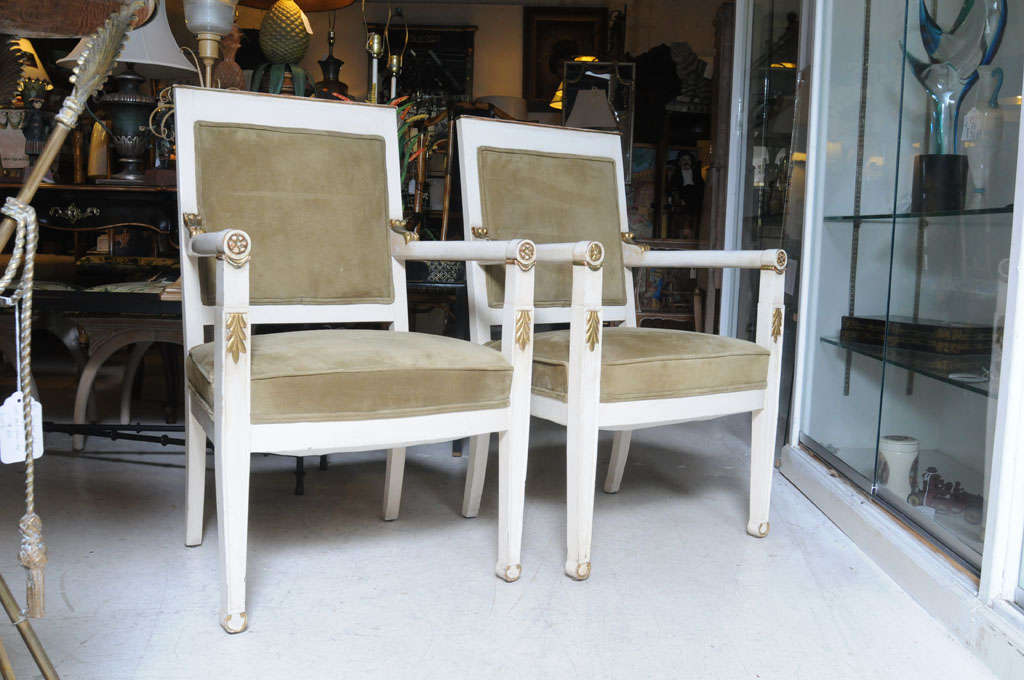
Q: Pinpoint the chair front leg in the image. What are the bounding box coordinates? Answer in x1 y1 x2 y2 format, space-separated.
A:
748 268 785 538
494 246 535 582
209 243 253 633
565 260 603 581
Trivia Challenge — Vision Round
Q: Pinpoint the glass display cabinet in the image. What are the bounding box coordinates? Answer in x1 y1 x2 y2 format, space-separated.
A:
792 0 1022 573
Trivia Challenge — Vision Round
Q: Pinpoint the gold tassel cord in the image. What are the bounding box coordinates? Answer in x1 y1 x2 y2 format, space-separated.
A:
1 197 45 619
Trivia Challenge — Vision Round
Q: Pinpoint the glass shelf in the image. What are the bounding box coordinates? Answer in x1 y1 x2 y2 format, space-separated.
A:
822 206 1013 223
820 336 992 397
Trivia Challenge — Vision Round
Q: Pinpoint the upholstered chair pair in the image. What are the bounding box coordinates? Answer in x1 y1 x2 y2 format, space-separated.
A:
451 117 787 582
173 87 602 633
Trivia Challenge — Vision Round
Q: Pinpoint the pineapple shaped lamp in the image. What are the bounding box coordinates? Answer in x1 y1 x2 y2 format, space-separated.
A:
241 0 355 95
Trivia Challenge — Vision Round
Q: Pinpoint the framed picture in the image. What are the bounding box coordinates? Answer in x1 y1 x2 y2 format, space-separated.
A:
522 8 608 112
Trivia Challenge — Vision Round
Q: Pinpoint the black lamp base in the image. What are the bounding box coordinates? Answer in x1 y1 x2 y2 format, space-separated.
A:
911 154 968 213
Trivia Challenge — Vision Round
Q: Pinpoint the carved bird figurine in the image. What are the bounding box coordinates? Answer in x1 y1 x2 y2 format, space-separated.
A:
0 40 28 106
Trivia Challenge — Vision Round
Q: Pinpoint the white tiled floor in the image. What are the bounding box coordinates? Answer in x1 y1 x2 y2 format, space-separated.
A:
0 415 997 679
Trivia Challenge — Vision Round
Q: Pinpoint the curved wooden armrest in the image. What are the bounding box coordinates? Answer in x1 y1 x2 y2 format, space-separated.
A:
189 229 253 267
393 238 537 269
534 241 605 270
393 239 605 272
623 247 787 274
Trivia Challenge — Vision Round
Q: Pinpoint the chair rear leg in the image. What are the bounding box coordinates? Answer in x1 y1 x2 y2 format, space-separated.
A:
603 430 632 494
461 433 490 518
184 394 207 547
382 447 406 521
214 429 251 633
494 427 527 582
747 403 778 538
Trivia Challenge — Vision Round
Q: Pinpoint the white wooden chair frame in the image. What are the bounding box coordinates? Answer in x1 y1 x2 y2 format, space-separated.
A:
173 87 595 633
455 117 788 581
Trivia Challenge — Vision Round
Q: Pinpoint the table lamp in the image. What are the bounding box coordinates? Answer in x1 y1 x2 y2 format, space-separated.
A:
565 89 618 130
549 56 598 111
184 0 240 86
59 0 197 184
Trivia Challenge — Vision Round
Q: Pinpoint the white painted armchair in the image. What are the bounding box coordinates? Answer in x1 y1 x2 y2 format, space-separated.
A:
173 87 551 633
456 117 787 581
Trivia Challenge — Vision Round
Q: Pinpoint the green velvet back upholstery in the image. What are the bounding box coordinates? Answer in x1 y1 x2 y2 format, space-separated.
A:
477 147 627 308
194 122 394 306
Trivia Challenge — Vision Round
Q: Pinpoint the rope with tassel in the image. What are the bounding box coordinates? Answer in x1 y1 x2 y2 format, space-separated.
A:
0 197 42 617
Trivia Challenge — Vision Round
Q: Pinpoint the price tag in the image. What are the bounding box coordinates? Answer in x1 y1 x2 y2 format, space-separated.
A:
0 391 43 464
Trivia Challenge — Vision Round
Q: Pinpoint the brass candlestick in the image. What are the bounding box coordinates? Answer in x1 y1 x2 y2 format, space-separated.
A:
366 32 383 103
388 53 402 100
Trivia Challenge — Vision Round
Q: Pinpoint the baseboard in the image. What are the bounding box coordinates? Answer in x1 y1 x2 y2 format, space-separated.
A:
780 444 1024 679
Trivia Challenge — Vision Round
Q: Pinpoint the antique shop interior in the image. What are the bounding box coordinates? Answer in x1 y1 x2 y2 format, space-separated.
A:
0 0 1023 677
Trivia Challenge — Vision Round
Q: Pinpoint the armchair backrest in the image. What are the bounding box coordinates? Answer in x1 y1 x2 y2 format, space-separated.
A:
173 87 408 346
456 117 634 339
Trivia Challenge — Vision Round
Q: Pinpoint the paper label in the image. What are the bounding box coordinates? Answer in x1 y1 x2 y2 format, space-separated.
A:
0 391 44 464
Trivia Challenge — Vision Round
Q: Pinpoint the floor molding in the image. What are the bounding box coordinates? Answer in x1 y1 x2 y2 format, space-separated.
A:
780 444 1024 679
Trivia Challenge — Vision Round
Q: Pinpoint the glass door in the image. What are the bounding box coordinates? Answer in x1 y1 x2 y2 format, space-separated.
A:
799 0 907 487
873 0 1020 569
799 0 1021 570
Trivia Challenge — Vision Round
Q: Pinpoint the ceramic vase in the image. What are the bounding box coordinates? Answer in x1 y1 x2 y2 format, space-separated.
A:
878 435 919 502
962 66 1004 208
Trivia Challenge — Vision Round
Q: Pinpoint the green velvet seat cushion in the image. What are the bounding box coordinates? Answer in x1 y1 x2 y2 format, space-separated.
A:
187 329 513 423
489 327 769 403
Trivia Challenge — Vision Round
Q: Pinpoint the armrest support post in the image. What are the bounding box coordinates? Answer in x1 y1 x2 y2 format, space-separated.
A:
564 242 603 579
495 240 535 576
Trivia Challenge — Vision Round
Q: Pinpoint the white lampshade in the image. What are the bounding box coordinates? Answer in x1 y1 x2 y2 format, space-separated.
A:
566 89 618 130
184 0 239 37
57 0 196 81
